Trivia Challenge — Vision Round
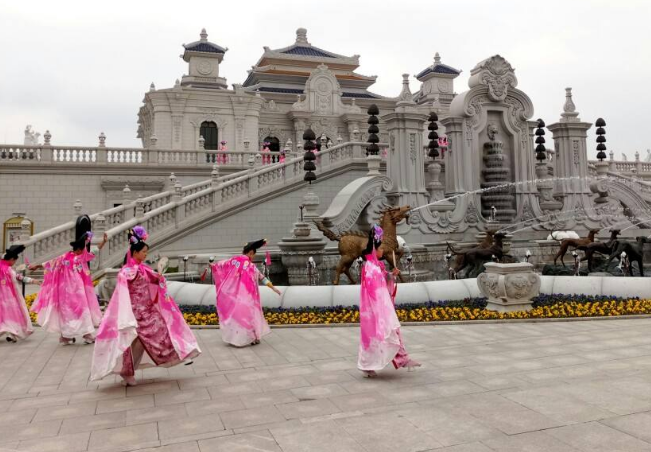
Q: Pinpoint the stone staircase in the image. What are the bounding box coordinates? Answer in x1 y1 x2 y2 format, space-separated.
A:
19 142 383 275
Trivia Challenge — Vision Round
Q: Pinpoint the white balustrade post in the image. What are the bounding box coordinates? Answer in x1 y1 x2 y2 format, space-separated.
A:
148 134 159 166
211 164 220 187
135 196 145 219
19 219 34 263
73 199 83 219
636 151 642 174
92 213 107 268
122 185 134 219
167 173 177 192
41 130 53 163
173 182 185 224
609 151 616 172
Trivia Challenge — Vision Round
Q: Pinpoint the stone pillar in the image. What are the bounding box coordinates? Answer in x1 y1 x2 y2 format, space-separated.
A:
383 77 429 207
135 196 145 219
211 165 220 187
547 88 592 195
92 213 107 269
439 117 464 196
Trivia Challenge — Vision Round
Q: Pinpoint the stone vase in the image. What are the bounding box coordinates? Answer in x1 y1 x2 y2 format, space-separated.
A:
477 262 540 312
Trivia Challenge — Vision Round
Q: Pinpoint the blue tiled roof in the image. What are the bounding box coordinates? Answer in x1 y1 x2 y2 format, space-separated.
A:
256 87 379 99
342 92 379 99
259 87 304 94
282 46 335 58
185 42 225 54
416 64 461 78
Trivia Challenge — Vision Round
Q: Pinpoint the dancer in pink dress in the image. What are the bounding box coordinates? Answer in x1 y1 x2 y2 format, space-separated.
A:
0 245 38 343
30 216 106 345
91 227 201 386
211 239 281 347
358 225 420 377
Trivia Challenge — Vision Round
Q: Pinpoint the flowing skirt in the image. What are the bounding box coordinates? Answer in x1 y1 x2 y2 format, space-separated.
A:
119 273 179 376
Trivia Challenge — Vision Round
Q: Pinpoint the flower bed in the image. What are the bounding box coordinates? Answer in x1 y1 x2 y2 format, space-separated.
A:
23 293 651 326
181 295 651 326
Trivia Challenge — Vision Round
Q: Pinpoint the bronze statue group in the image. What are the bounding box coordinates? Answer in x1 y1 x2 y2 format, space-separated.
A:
0 217 419 387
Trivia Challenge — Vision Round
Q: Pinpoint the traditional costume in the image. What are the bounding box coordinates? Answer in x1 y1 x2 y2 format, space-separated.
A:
358 225 420 377
0 245 34 342
91 226 200 384
211 239 276 347
31 216 102 345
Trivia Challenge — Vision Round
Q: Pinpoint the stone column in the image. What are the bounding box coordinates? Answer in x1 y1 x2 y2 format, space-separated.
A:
439 116 464 196
382 78 429 207
547 88 592 195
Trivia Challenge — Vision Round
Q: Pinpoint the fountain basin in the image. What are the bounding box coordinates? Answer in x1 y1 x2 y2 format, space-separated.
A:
150 275 651 309
477 262 541 313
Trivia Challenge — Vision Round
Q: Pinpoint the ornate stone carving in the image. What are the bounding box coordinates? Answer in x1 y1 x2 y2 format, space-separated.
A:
477 262 540 312
468 55 518 102
465 201 480 225
573 140 580 165
291 64 361 115
409 133 417 162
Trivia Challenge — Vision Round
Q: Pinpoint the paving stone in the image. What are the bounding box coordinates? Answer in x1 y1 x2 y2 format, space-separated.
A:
270 420 366 452
126 404 188 426
546 421 651 451
88 422 159 450
138 441 200 452
0 419 62 443
239 390 299 409
220 405 285 430
60 412 127 434
96 394 154 414
276 398 340 420
601 412 651 444
158 414 225 441
185 397 245 416
33 401 97 422
290 383 348 400
154 388 211 407
198 431 282 452
16 432 90 452
481 431 582 451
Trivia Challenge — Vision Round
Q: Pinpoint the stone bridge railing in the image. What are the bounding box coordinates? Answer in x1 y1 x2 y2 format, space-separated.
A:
589 156 651 180
0 143 286 168
19 141 384 273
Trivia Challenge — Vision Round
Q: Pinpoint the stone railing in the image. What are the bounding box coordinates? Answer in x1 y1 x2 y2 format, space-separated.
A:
0 143 285 168
21 141 384 271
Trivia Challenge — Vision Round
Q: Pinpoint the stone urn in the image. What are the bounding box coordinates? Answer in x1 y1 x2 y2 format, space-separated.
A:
477 262 540 312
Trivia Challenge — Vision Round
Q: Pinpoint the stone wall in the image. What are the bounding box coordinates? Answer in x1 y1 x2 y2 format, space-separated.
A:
0 172 209 233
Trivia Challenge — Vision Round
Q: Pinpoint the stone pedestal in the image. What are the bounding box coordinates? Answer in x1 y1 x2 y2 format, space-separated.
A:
477 262 540 312
535 162 563 211
277 221 327 285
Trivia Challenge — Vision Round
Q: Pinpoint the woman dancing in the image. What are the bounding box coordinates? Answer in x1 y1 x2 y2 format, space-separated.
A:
91 227 200 386
358 225 420 377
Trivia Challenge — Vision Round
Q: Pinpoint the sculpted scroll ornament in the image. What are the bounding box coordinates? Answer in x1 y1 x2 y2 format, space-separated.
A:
477 273 500 299
465 201 480 225
505 274 540 300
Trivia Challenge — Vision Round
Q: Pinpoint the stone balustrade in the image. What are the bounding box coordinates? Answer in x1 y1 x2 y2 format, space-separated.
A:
20 141 385 273
0 143 286 168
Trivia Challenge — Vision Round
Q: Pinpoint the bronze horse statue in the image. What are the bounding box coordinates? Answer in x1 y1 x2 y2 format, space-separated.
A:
603 236 650 276
583 229 621 272
447 232 509 278
553 229 599 267
315 206 411 285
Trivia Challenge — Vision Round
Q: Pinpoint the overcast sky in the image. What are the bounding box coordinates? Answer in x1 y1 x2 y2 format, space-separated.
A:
1 0 649 159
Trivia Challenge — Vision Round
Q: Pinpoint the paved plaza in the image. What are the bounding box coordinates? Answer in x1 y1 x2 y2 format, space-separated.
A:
2 319 651 451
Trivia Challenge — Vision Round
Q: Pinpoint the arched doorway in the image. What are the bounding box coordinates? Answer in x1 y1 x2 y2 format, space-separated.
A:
200 121 219 150
262 136 281 163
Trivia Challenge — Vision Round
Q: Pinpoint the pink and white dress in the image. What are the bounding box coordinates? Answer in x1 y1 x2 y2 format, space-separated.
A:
358 251 414 371
91 261 200 381
0 260 33 340
211 255 271 347
32 249 101 338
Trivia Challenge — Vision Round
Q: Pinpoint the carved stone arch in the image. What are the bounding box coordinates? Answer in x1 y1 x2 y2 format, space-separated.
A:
291 64 361 116
258 126 289 149
318 175 393 235
606 180 650 220
190 114 228 130
310 118 339 144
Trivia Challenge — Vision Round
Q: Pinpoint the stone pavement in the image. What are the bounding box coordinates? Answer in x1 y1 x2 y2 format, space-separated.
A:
3 319 651 451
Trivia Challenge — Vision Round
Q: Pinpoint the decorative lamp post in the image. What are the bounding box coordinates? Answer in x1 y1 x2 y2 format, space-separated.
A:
366 104 380 156
427 112 439 159
303 128 317 183
534 119 547 162
595 118 607 161
365 104 382 175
